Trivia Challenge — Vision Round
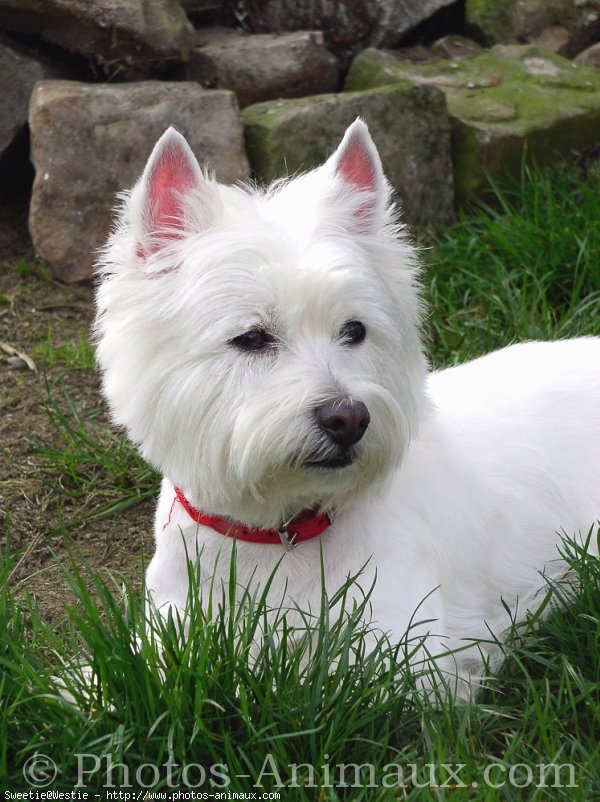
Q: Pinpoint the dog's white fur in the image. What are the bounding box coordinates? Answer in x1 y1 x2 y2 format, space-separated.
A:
95 120 600 697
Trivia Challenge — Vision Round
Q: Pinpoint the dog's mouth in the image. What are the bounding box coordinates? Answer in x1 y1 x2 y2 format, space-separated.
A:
304 452 355 470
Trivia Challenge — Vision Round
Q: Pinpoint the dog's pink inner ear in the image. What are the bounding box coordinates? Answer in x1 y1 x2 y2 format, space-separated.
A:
332 125 382 227
336 138 378 193
140 135 201 257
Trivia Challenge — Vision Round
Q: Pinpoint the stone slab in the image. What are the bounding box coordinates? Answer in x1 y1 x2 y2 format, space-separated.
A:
465 0 600 58
189 27 338 107
0 0 195 73
29 80 250 282
242 0 457 61
242 85 454 227
345 45 600 203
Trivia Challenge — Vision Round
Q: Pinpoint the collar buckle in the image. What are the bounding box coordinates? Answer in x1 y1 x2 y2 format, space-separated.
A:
278 519 298 551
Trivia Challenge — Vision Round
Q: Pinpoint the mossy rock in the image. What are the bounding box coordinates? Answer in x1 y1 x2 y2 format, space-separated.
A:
464 0 520 45
345 45 600 204
243 84 455 226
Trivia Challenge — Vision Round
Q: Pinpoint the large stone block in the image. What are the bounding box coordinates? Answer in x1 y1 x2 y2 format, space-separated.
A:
0 0 195 73
576 41 600 69
242 86 454 227
29 81 250 283
189 28 338 107
243 0 457 61
465 0 600 58
346 46 600 203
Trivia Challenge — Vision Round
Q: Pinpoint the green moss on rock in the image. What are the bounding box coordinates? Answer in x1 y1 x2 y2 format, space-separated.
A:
345 45 600 203
242 84 455 226
465 0 517 45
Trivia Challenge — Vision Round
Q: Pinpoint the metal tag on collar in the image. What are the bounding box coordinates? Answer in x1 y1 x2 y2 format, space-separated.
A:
278 519 298 551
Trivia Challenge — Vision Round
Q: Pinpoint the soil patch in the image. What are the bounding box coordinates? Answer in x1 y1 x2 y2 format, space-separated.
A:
0 201 155 622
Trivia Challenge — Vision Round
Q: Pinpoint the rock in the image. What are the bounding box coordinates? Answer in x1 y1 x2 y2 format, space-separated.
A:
465 0 600 58
431 35 484 61
387 35 483 65
0 36 74 160
243 0 458 61
0 0 195 74
188 27 338 107
0 41 44 160
7 356 27 370
242 86 454 227
345 45 600 204
528 25 570 54
575 41 600 68
465 0 575 45
29 81 250 283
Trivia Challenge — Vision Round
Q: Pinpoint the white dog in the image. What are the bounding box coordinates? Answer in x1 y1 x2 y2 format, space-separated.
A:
94 120 600 697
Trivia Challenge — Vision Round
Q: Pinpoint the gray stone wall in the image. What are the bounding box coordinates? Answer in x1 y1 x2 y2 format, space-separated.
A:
0 0 599 280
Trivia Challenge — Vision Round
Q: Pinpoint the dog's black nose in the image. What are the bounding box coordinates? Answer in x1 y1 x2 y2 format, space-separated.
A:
316 397 370 449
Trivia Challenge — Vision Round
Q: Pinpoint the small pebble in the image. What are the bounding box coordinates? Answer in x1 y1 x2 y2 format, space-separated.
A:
7 356 28 370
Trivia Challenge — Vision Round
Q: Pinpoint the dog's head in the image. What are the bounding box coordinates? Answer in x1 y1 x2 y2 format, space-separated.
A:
95 120 428 526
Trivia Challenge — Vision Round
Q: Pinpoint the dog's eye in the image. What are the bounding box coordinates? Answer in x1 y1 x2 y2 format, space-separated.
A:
339 320 366 346
230 329 276 352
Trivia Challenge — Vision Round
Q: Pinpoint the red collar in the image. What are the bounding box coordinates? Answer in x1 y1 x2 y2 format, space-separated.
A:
173 487 334 550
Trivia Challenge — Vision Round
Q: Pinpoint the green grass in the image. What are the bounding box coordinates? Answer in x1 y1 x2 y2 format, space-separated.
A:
14 257 52 286
34 327 96 370
29 379 158 529
3 161 600 798
2 530 599 798
424 162 600 365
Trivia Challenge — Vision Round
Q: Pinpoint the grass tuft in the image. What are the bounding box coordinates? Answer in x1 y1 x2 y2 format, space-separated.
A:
34 327 96 371
425 161 600 366
28 379 158 528
2 529 600 797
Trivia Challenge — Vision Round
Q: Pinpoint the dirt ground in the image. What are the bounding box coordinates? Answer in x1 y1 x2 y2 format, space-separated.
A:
0 197 154 621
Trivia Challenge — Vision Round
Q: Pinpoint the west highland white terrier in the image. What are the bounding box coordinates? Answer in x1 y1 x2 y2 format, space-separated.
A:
94 120 600 698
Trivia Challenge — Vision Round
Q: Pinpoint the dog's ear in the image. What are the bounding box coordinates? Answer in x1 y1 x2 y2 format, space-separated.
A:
328 119 385 224
136 128 203 258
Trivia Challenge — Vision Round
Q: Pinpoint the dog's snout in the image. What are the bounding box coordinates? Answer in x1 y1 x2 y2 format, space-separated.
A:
316 397 370 449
